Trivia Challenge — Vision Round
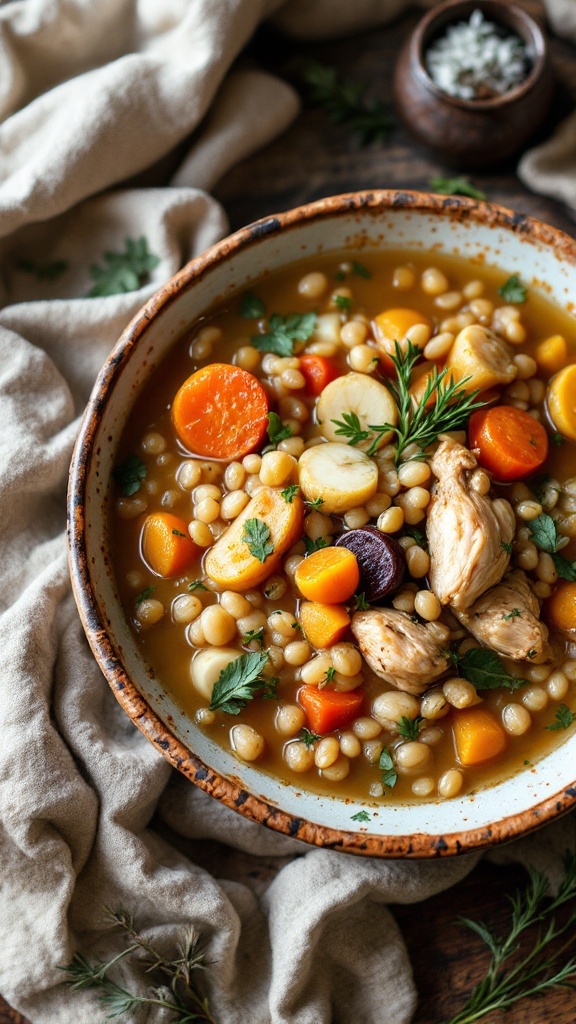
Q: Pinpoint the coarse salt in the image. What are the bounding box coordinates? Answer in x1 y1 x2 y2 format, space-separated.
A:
425 9 529 101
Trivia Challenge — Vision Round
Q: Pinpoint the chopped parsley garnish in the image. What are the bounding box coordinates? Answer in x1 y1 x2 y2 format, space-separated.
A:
242 628 265 648
281 484 300 504
18 257 69 281
88 236 160 297
501 540 513 555
334 294 352 311
304 535 329 555
301 728 321 747
498 274 527 304
265 411 292 451
459 648 527 691
188 580 208 592
240 292 266 319
242 518 274 563
552 432 565 447
405 526 428 550
305 496 325 510
397 716 424 741
252 312 317 357
546 705 576 731
351 810 371 823
354 592 370 612
352 260 371 279
503 608 521 621
379 749 398 789
528 513 576 581
209 652 270 714
172 528 186 537
135 586 156 608
112 454 147 496
429 176 486 200
300 58 393 146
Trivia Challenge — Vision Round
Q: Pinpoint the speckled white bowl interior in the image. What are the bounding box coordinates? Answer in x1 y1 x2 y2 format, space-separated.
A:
68 191 576 857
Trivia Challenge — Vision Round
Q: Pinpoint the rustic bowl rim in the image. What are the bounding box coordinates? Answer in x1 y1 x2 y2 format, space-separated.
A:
409 0 549 110
68 188 576 859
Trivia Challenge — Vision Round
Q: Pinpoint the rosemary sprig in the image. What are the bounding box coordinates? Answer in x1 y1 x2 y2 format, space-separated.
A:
336 341 486 462
444 851 576 1024
60 906 216 1023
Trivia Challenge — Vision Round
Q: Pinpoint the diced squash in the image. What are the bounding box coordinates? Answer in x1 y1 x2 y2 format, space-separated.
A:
142 512 197 578
535 334 568 376
545 580 576 632
298 685 363 734
205 486 304 591
299 601 351 649
294 546 360 604
453 708 508 766
546 365 576 442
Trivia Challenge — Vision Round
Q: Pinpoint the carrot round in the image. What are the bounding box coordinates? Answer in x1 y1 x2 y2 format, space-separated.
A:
299 601 351 649
547 365 576 442
453 708 508 766
142 512 197 577
545 580 576 632
299 354 341 396
298 684 363 734
468 405 549 481
172 364 269 460
294 546 360 604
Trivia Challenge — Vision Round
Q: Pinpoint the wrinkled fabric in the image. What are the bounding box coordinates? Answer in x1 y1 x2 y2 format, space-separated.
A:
0 1 575 1022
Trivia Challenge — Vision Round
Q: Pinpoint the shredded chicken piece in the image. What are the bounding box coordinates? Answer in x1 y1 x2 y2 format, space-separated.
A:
454 569 551 662
351 608 449 695
427 437 515 610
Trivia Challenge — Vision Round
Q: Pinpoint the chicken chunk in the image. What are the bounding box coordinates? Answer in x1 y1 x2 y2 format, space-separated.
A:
351 608 450 695
427 438 515 610
454 570 550 662
445 324 517 394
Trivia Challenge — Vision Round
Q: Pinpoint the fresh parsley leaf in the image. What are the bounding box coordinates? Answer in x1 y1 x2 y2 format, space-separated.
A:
546 704 576 731
261 676 280 700
172 528 186 537
354 592 370 611
552 553 576 582
528 513 558 553
88 236 160 297
242 628 265 647
242 518 274 563
501 540 513 555
112 454 147 496
304 536 329 555
300 59 393 146
379 749 398 789
265 411 292 450
498 273 527 304
240 292 265 319
305 496 324 510
281 484 300 504
351 810 371 823
334 294 352 311
209 652 270 714
552 432 565 447
459 648 527 691
503 608 521 621
352 260 371 279
301 727 321 747
18 257 68 281
135 586 156 607
405 526 428 550
252 312 317 357
188 579 208 592
429 176 486 200
325 666 336 683
397 715 424 741
331 410 371 446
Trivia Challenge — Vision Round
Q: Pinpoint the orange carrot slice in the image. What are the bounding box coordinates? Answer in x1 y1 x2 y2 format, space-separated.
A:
299 354 341 396
172 363 269 460
142 512 197 577
294 546 360 604
298 684 363 734
468 405 548 481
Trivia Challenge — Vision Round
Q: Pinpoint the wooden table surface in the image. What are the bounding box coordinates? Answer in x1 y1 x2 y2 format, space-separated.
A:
3 3 576 1022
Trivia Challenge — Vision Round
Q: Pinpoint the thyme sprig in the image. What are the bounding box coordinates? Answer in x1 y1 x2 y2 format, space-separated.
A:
60 906 216 1022
333 341 486 462
300 58 393 145
444 852 576 1024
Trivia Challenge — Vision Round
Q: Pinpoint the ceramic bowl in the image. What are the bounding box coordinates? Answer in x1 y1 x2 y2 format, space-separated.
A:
68 190 576 858
394 0 553 168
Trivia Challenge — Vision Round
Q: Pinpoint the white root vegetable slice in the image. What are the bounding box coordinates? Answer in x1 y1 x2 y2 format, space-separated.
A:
316 372 398 451
190 648 239 701
298 441 378 515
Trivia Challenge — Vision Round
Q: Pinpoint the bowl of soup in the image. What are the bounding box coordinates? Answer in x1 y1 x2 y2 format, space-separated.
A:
68 190 576 857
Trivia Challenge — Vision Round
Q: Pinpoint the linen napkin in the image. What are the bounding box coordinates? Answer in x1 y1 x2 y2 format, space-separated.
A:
0 2 575 1023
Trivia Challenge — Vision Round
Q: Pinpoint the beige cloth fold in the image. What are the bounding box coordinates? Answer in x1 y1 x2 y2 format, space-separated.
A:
0 2 575 1022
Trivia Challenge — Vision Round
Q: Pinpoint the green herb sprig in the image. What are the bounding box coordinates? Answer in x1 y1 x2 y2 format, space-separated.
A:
242 518 274 563
498 274 527 304
397 716 424 741
300 59 393 145
444 852 576 1024
429 176 487 200
209 652 272 714
88 237 160 297
546 704 576 731
264 411 292 451
240 292 265 319
252 312 317 357
379 749 397 789
113 454 147 496
459 648 527 692
528 513 576 581
60 906 215 1023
